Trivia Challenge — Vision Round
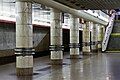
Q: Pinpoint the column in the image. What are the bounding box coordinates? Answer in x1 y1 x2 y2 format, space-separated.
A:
50 9 63 65
91 23 98 53
101 25 105 52
82 21 91 54
0 0 2 15
15 1 34 76
69 14 80 59
97 25 103 52
102 25 105 40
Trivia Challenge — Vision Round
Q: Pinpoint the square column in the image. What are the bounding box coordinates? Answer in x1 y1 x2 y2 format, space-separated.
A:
69 14 80 59
82 22 91 55
15 1 34 76
50 9 63 65
91 23 98 53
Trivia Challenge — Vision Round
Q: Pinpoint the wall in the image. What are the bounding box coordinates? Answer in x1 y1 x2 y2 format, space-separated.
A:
0 22 49 57
0 21 83 58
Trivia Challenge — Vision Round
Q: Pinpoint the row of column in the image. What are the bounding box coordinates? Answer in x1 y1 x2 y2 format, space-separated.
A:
82 22 104 54
15 1 104 76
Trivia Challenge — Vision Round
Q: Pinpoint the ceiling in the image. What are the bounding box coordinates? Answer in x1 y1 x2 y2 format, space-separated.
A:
53 0 120 10
1 0 51 11
2 0 120 10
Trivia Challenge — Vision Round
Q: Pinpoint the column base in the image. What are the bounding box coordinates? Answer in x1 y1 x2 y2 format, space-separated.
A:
83 52 92 55
70 55 80 59
50 59 63 65
16 68 33 76
91 49 98 53
98 48 102 52
91 49 99 55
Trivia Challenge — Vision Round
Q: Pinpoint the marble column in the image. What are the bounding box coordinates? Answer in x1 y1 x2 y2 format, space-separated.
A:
101 25 105 52
0 0 2 14
91 23 98 53
50 9 63 65
69 14 80 59
15 1 34 76
97 25 103 52
102 26 105 40
82 21 91 55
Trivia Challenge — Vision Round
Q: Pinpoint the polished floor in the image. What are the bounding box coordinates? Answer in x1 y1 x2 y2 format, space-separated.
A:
0 52 120 80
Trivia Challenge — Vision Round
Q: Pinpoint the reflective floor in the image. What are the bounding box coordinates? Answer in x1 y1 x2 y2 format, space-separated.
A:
0 53 120 80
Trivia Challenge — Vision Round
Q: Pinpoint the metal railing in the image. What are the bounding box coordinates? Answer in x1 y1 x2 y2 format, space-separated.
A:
102 12 116 51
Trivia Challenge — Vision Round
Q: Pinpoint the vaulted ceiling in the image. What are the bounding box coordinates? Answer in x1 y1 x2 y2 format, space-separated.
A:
53 0 120 10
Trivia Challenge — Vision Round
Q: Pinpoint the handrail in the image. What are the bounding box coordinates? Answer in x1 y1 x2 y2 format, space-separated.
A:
102 12 116 51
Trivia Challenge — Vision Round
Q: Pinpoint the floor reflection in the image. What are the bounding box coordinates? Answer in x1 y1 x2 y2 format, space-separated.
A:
1 53 120 80
107 54 120 80
50 65 64 80
70 59 81 80
17 76 33 80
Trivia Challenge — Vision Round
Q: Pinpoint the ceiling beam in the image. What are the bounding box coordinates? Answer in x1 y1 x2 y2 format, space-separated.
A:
16 0 108 25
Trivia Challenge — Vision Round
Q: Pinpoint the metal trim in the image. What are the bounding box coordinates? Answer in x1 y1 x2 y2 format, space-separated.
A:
15 48 35 55
49 45 64 51
82 42 90 46
69 43 80 48
90 41 96 45
97 41 102 44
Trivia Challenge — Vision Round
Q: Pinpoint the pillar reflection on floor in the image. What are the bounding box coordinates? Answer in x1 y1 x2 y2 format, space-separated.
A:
50 65 63 80
70 59 81 80
17 76 33 80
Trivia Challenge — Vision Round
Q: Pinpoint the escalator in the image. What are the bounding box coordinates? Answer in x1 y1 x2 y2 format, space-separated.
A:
102 12 115 52
102 12 120 52
107 19 120 52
